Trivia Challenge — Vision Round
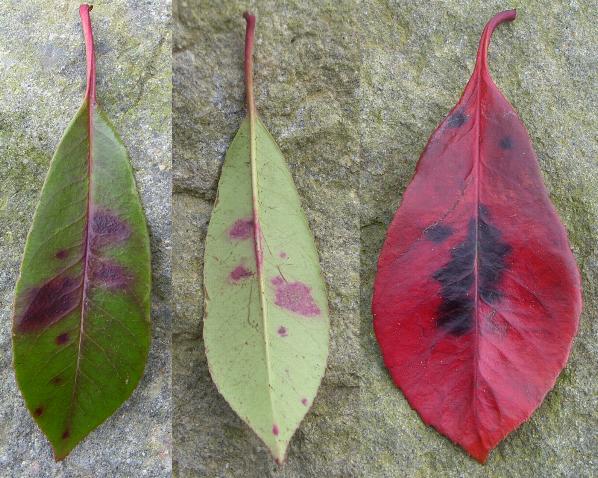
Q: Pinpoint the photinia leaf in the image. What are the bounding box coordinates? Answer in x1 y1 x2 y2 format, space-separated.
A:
203 12 329 464
12 4 151 460
372 10 582 463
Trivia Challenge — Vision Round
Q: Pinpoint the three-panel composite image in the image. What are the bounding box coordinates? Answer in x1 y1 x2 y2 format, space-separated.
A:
0 1 596 477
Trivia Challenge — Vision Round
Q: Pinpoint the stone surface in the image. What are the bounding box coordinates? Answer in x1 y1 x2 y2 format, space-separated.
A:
0 1 171 476
174 0 596 477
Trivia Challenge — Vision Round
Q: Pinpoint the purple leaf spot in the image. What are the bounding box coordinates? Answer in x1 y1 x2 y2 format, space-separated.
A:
277 326 288 337
62 429 70 440
34 406 44 417
279 252 287 259
90 259 130 289
301 398 308 406
91 210 130 250
16 276 81 333
229 218 253 240
55 249 69 260
270 276 321 317
229 265 253 282
55 333 70 345
272 424 280 436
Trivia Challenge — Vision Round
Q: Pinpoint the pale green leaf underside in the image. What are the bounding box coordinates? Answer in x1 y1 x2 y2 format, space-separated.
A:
204 118 329 461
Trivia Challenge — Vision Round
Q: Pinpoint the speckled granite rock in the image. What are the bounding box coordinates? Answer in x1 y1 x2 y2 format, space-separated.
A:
173 0 360 476
174 0 596 477
0 1 172 476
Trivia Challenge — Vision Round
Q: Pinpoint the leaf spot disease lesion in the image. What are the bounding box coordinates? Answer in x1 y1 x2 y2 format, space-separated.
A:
89 258 131 289
55 249 69 260
433 205 511 336
424 224 453 243
33 406 44 417
228 217 253 240
272 424 280 436
301 398 308 406
277 326 288 337
55 333 70 345
499 136 513 150
229 265 254 282
271 276 321 317
447 110 468 128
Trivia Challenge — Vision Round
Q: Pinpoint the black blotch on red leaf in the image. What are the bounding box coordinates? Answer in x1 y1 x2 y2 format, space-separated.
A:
433 206 511 336
91 210 130 250
55 333 70 345
447 110 467 128
499 136 513 150
425 224 453 243
17 276 81 333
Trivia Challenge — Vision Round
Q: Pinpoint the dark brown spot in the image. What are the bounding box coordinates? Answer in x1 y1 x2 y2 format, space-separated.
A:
229 265 253 282
271 276 320 317
277 326 288 337
447 110 467 128
228 218 253 240
62 429 70 439
16 276 81 333
55 249 69 260
55 333 69 345
499 136 513 150
50 377 63 386
33 406 44 417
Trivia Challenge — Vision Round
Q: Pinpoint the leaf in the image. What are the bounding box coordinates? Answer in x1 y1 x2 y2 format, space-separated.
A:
372 10 582 463
12 4 151 460
203 12 329 464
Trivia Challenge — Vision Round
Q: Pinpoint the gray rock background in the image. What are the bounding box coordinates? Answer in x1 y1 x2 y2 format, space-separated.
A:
174 0 596 477
0 1 172 476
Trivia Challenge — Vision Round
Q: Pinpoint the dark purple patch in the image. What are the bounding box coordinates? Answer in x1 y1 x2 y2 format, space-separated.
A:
279 252 288 259
16 276 81 333
55 333 70 345
228 218 253 240
301 398 308 406
272 424 280 436
90 258 130 289
91 210 130 250
33 406 44 417
447 110 467 128
62 429 70 439
55 249 69 260
499 136 513 150
277 326 288 337
229 265 253 282
271 276 321 317
50 376 63 386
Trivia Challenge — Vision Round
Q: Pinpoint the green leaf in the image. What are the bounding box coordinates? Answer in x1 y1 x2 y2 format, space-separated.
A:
12 4 151 460
203 12 329 464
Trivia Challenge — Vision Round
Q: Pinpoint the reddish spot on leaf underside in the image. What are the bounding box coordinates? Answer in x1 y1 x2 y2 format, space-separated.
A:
372 10 581 463
277 326 288 337
34 406 44 417
271 276 320 317
228 218 253 240
55 333 70 345
229 265 253 282
55 249 69 260
272 424 279 436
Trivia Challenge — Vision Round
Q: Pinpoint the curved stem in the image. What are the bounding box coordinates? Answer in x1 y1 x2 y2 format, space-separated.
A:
475 9 516 74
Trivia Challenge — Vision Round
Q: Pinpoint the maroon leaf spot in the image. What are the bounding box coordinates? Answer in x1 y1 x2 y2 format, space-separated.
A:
301 398 308 406
55 249 69 260
91 209 130 250
228 218 253 240
90 258 131 289
33 406 44 417
61 429 70 439
16 276 81 333
55 333 70 345
50 377 63 386
271 276 321 317
272 424 279 436
279 252 287 259
277 326 288 337
229 265 254 282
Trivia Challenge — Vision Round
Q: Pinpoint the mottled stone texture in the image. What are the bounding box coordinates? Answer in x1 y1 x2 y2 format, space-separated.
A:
0 1 171 476
174 0 596 477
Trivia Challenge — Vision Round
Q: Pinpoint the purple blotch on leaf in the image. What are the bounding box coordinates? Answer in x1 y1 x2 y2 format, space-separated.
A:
55 333 70 345
301 398 308 406
90 259 130 289
271 276 320 317
277 326 288 337
91 210 130 250
279 252 287 259
55 249 69 260
272 424 280 436
229 265 253 282
228 218 253 240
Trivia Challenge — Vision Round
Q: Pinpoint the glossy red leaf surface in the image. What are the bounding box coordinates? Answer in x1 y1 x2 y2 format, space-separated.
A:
372 10 582 463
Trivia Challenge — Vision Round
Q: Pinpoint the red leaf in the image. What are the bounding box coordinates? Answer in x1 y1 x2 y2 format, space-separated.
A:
372 10 582 463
